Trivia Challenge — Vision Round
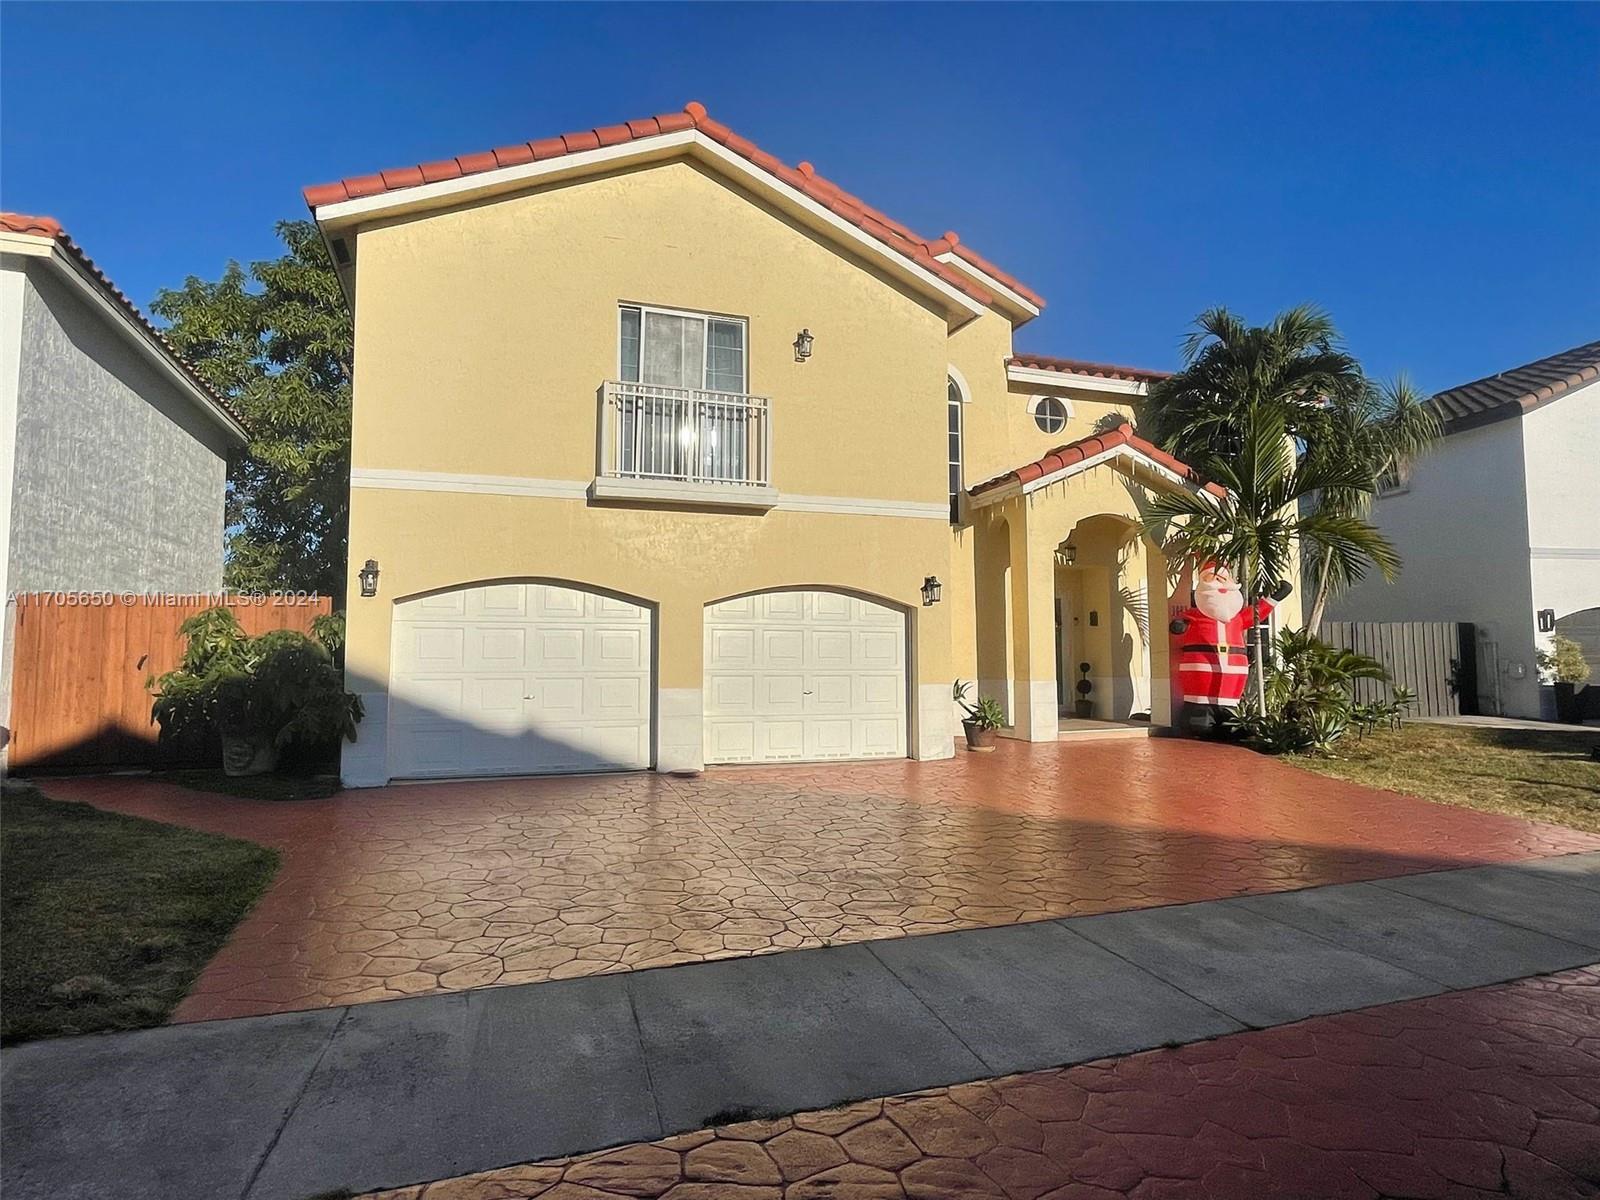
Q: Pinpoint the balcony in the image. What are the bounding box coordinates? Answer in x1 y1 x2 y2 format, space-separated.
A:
591 380 777 510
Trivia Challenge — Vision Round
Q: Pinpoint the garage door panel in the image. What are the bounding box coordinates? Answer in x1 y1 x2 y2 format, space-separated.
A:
593 627 648 670
858 718 904 757
858 674 902 711
805 718 854 758
858 630 903 668
476 584 529 617
811 630 853 667
760 720 806 760
811 593 853 622
704 589 906 765
764 593 805 621
391 582 652 778
473 627 526 669
706 720 756 762
590 675 648 720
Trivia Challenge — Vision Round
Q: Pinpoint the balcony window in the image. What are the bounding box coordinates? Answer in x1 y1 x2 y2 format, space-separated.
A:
598 305 771 505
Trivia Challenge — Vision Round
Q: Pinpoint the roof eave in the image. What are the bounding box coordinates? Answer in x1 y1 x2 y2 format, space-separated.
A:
307 130 989 331
3 230 248 444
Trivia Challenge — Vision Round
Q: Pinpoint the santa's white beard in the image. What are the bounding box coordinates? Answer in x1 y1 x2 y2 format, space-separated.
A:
1197 585 1244 621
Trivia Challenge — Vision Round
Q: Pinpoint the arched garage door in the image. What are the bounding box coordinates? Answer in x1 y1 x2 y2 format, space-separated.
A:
704 590 906 764
390 582 652 778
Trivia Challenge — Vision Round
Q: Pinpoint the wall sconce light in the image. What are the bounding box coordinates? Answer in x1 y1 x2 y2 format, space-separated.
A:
1056 543 1077 566
1537 608 1556 633
921 575 942 607
358 558 381 598
793 328 814 362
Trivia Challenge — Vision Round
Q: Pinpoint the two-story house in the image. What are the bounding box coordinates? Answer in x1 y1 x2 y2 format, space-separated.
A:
1330 339 1600 719
306 103 1283 786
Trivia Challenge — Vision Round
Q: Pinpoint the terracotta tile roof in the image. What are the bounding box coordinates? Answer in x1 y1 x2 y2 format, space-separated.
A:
302 102 1045 315
928 230 1046 309
1009 353 1171 385
968 423 1226 499
1431 338 1600 432
1 212 248 435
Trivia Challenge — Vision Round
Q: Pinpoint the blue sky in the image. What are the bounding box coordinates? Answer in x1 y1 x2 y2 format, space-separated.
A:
3 2 1596 391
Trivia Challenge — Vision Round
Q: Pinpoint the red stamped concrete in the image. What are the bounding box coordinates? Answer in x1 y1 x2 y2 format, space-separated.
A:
364 964 1600 1200
41 739 1600 1021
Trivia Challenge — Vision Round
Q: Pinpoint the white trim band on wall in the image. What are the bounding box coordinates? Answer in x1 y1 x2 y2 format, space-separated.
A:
350 467 950 521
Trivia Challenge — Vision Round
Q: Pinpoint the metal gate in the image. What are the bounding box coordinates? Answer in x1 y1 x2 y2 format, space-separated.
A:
1317 621 1478 718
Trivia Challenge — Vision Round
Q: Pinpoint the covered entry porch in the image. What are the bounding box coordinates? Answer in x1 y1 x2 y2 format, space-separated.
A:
965 426 1224 742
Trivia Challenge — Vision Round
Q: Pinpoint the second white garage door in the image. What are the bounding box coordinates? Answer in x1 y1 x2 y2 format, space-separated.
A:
704 590 906 764
389 582 652 778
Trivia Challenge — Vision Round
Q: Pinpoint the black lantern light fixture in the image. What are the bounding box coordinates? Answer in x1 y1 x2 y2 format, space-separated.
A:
358 558 381 598
921 575 942 607
793 328 814 362
1056 543 1077 567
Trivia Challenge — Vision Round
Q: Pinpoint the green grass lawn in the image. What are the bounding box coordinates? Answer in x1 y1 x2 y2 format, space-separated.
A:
1 785 279 1044
1290 723 1600 834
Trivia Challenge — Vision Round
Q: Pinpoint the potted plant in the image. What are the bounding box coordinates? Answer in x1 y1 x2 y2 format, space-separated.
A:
1538 634 1592 723
953 680 1005 751
152 608 364 778
1074 662 1094 719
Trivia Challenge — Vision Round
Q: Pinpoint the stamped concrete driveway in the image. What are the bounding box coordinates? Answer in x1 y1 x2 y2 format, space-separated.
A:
44 739 1600 1021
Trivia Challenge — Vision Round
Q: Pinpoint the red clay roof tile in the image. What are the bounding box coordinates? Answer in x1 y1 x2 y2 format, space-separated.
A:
0 212 246 433
1009 353 1171 385
969 425 1224 499
301 103 1040 315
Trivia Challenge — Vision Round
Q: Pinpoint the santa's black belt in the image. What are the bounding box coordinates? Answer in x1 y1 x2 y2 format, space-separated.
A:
1182 644 1247 654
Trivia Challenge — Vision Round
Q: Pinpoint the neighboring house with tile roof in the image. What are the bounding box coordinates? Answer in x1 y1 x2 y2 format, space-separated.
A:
1 213 247 607
1330 339 1600 719
308 102 1273 787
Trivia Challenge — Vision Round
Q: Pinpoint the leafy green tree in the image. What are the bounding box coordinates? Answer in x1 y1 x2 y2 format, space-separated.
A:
152 221 351 597
1300 377 1440 631
1142 305 1364 465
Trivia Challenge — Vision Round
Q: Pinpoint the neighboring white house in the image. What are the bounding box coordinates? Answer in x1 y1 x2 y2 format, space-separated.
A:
0 212 249 752
1330 339 1600 719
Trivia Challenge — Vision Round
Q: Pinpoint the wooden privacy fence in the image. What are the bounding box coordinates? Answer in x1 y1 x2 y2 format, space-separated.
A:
4 593 333 770
1316 620 1476 719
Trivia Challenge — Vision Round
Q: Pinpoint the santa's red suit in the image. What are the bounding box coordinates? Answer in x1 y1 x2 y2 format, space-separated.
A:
1169 563 1292 731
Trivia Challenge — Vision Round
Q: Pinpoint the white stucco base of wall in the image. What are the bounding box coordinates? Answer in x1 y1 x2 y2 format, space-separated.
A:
656 687 704 773
342 692 391 788
915 682 956 760
1150 677 1172 727
1016 679 1060 742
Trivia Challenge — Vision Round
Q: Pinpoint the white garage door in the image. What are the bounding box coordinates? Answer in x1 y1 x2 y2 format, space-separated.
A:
704 590 906 764
389 582 652 778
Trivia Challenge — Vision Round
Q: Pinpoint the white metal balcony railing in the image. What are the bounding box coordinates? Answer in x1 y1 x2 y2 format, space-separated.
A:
599 380 772 490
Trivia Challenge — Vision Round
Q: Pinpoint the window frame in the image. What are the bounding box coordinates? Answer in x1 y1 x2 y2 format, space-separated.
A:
947 374 965 525
617 302 751 394
1029 394 1072 435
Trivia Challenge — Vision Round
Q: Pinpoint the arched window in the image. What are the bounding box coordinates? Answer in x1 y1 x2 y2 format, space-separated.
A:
947 375 964 523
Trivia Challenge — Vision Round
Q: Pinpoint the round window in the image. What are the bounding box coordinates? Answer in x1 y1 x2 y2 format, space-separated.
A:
1033 396 1068 434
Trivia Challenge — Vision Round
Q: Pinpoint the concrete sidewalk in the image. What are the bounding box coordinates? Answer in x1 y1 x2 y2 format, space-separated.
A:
5 852 1598 1200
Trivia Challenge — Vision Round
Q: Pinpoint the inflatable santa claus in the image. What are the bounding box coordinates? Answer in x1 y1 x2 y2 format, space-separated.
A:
1169 562 1292 736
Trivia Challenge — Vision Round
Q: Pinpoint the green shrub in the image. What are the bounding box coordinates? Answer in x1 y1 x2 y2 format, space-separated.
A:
1232 629 1411 755
953 680 1006 730
1538 634 1592 685
150 607 362 774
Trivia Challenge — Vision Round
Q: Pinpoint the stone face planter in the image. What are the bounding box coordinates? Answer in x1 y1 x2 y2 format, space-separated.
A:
962 720 997 751
222 734 279 777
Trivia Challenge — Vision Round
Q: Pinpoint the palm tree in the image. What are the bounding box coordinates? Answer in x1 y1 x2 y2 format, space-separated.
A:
1300 376 1441 631
1142 305 1365 466
1143 405 1398 710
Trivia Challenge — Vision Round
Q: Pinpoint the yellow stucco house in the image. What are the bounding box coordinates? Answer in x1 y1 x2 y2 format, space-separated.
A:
306 102 1298 786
